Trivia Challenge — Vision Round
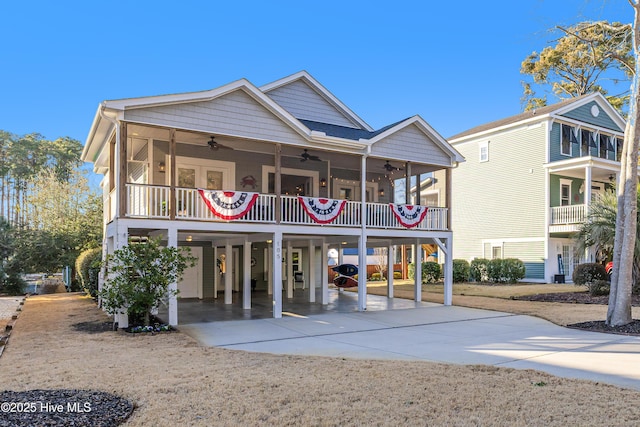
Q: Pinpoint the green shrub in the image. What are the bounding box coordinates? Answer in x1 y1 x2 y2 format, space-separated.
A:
408 262 441 283
453 259 470 283
486 258 526 283
502 258 526 283
470 258 490 282
588 279 610 296
393 271 402 280
1 272 25 295
370 272 383 281
76 247 102 298
572 263 607 286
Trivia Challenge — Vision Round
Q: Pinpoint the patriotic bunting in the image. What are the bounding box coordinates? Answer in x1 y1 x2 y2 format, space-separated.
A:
198 189 259 220
389 204 428 228
298 196 347 224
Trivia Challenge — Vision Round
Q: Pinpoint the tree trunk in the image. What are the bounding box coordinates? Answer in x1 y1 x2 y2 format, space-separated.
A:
607 2 640 326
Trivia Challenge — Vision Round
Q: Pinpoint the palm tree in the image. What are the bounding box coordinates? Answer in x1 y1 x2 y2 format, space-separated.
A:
574 189 640 292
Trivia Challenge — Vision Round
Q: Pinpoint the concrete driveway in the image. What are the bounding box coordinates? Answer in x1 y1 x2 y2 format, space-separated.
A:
180 305 640 391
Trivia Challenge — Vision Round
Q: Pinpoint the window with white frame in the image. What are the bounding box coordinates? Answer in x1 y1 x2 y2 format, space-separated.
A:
580 129 593 156
560 178 572 206
479 141 489 162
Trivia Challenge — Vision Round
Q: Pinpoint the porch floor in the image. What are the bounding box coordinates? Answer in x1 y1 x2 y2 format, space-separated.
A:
159 287 436 325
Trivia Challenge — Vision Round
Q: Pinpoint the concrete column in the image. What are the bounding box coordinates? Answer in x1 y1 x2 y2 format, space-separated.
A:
224 241 232 305
337 243 344 293
322 242 329 305
212 245 218 299
243 240 251 310
167 227 178 326
309 240 316 302
585 165 592 208
414 241 422 302
286 240 293 298
272 231 283 318
387 244 394 298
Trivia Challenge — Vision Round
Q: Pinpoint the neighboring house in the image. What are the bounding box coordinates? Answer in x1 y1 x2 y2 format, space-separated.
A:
442 93 624 283
81 71 463 326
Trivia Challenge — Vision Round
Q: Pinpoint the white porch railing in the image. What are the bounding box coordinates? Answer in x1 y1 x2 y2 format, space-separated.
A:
123 184 448 230
550 204 586 225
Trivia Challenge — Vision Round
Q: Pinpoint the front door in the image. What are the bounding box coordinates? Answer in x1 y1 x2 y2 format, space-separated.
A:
178 247 202 298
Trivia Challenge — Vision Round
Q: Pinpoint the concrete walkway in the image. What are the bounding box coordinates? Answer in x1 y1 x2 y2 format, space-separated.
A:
180 305 640 391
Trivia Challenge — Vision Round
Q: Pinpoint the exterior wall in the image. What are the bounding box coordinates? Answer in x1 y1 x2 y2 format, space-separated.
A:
450 123 547 274
124 90 309 146
265 80 360 128
560 101 623 132
371 124 451 165
549 174 585 206
549 121 619 163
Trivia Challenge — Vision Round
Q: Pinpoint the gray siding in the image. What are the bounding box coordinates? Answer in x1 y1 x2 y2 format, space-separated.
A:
371 124 451 166
549 122 564 163
560 101 623 132
265 80 360 128
124 90 309 146
451 124 547 262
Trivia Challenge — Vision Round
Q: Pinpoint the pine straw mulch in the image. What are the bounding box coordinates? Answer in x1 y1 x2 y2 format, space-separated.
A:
514 292 640 336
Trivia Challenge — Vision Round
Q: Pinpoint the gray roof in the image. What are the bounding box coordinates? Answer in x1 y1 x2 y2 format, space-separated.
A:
449 94 594 141
299 118 409 141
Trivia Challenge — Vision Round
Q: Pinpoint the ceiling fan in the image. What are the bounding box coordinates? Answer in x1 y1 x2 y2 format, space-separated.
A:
207 136 233 151
300 149 321 162
383 160 404 172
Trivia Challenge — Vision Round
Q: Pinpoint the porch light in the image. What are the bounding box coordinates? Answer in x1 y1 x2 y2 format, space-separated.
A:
379 188 385 197
186 235 193 242
158 162 166 173
320 178 327 188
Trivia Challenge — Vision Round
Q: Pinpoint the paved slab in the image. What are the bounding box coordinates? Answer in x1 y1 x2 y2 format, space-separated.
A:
180 305 640 391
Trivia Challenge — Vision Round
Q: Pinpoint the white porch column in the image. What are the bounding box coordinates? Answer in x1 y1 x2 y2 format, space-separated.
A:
286 240 293 298
224 241 232 305
167 227 178 326
443 238 453 306
309 240 316 303
322 241 329 305
585 165 592 208
212 245 218 299
113 223 129 328
272 231 283 318
243 240 251 310
337 243 344 293
414 240 422 302
267 245 273 295
387 244 394 298
358 155 368 312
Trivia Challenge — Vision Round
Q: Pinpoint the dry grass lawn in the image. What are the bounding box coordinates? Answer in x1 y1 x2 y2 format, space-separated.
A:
1 291 640 426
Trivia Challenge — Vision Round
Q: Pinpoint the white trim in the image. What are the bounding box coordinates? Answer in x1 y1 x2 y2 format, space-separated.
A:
560 178 572 206
167 156 235 190
333 178 379 202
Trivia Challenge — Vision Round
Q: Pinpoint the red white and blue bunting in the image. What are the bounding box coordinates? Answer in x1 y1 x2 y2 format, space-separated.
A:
298 196 347 224
198 189 259 220
389 204 428 228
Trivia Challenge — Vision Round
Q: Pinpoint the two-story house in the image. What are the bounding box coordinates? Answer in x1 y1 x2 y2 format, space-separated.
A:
81 71 464 327
445 93 624 283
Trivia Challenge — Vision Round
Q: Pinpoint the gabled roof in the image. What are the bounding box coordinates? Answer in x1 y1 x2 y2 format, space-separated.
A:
299 118 406 141
449 92 625 142
260 71 373 131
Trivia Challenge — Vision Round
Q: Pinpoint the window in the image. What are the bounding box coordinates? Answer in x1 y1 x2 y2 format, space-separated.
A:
560 179 572 206
599 134 609 159
479 141 489 162
561 124 573 156
581 129 593 156
492 246 502 259
616 138 624 161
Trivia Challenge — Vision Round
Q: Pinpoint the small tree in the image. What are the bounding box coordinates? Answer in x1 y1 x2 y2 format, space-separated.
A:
100 238 196 326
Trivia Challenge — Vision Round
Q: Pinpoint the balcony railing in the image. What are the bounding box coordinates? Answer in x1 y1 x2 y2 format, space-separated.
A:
550 204 586 225
122 184 448 231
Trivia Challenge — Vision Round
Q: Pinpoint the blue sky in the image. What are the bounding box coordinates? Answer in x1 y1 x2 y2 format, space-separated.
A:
0 0 631 155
